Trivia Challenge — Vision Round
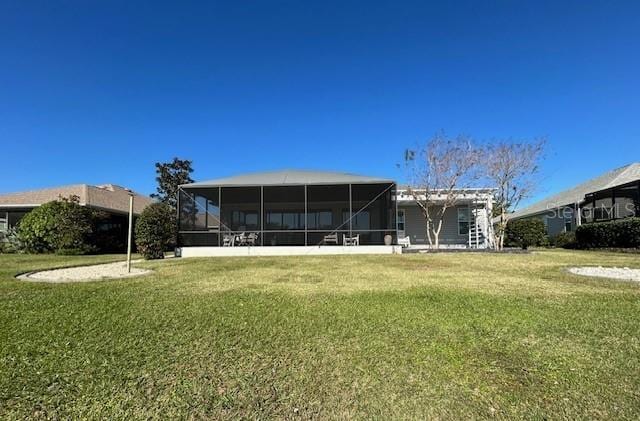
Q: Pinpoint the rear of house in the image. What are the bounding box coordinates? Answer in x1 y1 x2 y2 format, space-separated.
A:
176 169 496 255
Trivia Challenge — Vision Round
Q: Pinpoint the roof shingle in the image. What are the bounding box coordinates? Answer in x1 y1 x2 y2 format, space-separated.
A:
0 184 154 215
183 169 394 187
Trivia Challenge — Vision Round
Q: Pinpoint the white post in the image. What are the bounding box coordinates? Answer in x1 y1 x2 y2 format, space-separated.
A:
475 204 479 249
126 192 134 273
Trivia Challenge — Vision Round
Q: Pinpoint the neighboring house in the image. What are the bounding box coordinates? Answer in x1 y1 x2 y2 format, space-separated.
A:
0 184 154 250
176 169 496 251
510 162 640 236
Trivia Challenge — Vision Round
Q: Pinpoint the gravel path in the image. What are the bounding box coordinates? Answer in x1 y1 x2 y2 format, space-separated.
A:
568 266 640 282
18 261 151 283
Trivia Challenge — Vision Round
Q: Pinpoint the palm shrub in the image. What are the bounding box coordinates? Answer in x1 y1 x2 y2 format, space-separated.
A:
135 202 176 259
505 218 547 250
17 196 95 254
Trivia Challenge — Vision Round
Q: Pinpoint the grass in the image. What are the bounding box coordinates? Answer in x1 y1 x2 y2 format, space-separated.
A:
1 250 639 419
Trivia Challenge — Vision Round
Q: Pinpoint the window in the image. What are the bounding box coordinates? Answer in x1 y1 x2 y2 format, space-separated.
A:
457 207 470 235
0 212 7 232
581 201 594 224
352 211 370 230
615 183 640 219
306 185 349 230
593 190 615 221
265 211 304 230
564 215 573 232
220 187 260 231
351 183 394 230
397 209 405 232
97 222 122 232
231 211 259 230
307 211 333 229
263 186 304 231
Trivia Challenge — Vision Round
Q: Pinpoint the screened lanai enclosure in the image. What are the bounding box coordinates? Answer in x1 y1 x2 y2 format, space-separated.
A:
177 170 397 248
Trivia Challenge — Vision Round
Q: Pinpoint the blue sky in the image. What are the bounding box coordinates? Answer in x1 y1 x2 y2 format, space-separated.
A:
1 1 639 207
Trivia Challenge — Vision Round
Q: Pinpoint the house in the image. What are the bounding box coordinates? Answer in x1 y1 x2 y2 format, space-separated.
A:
176 169 495 256
509 163 640 236
396 187 495 249
0 184 154 251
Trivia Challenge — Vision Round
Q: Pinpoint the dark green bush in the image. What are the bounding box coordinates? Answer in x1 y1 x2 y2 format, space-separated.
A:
575 218 640 249
0 227 23 253
17 197 95 254
135 202 176 260
549 231 577 249
505 218 547 250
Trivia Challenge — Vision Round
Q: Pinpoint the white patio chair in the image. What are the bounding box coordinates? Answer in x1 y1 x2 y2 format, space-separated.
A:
398 236 411 248
222 234 235 247
323 233 338 245
343 234 360 246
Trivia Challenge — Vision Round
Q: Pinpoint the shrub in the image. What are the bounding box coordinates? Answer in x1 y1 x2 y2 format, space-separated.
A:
135 202 176 260
575 218 640 249
0 227 23 253
17 196 95 254
549 231 577 249
505 218 547 250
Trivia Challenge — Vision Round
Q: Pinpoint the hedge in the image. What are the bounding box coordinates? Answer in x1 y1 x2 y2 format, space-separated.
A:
505 218 547 250
575 218 640 249
548 231 577 249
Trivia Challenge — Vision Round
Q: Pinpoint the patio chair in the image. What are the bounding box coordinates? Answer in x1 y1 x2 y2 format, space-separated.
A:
222 234 235 247
246 232 259 246
398 236 411 248
323 233 338 245
343 234 360 246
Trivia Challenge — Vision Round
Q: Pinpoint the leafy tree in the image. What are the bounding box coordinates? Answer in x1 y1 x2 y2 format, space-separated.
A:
17 196 95 254
135 203 176 259
151 158 194 210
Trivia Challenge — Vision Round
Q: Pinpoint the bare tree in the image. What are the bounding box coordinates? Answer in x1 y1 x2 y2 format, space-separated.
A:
483 139 545 250
404 133 482 249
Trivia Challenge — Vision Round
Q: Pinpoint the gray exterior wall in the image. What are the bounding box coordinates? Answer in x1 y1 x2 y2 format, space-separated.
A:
518 208 574 237
400 203 469 245
545 213 567 236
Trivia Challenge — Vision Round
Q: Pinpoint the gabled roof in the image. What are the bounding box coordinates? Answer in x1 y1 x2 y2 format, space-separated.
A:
511 162 640 219
182 169 394 187
0 184 154 215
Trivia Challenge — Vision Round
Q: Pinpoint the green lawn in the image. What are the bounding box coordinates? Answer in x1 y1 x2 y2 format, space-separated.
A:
1 250 639 419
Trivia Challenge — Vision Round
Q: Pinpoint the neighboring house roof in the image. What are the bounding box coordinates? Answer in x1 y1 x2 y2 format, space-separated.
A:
511 162 640 219
0 184 154 215
183 169 395 187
